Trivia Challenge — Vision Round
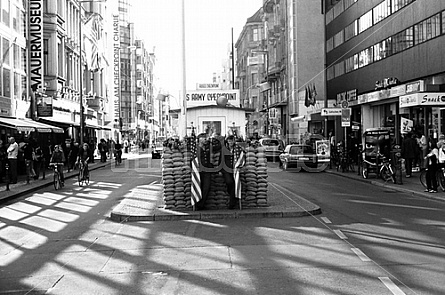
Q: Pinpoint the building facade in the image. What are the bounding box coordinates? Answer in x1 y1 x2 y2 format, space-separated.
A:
325 0 445 145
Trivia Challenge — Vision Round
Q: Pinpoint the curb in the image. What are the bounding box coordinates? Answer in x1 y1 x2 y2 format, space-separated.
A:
109 206 322 222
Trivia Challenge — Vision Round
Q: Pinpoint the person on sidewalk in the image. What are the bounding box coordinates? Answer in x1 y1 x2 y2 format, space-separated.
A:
50 145 66 185
402 132 418 178
33 141 44 180
23 139 37 181
6 137 19 184
0 139 6 182
425 139 439 193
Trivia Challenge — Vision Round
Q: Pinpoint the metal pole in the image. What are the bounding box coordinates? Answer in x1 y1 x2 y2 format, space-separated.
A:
231 27 235 89
266 51 269 137
79 4 84 146
180 0 187 139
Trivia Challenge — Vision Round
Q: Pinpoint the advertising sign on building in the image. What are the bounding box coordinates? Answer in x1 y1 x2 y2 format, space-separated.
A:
28 0 44 93
186 90 240 107
400 93 445 108
112 14 120 119
401 117 413 134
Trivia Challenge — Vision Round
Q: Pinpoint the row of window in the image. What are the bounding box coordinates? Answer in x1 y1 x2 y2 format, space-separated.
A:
0 0 25 35
327 0 414 52
327 10 445 80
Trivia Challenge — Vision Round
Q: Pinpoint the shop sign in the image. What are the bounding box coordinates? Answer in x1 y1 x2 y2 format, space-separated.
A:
321 108 342 116
405 80 425 94
399 93 420 108
316 140 330 158
186 89 240 107
112 14 120 119
400 92 445 108
390 85 406 97
28 0 44 93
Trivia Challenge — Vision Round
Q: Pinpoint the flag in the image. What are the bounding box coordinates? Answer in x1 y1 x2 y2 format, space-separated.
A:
234 149 245 200
190 136 202 207
311 83 317 106
304 85 310 107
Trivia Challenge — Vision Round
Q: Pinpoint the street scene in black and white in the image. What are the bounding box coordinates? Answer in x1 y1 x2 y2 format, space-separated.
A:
1 0 445 294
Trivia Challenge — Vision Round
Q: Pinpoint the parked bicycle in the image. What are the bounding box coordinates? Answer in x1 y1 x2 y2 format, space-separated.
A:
50 163 64 190
420 167 445 191
362 152 396 183
78 159 90 186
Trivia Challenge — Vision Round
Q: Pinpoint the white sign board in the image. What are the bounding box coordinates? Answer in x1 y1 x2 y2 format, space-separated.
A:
196 83 221 90
321 108 342 116
401 117 413 134
186 90 240 107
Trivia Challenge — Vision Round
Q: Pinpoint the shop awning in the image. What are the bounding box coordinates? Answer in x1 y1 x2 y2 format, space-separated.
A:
0 117 64 133
39 117 80 127
86 123 102 129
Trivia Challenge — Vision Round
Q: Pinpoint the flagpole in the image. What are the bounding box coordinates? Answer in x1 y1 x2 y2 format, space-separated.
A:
180 0 187 138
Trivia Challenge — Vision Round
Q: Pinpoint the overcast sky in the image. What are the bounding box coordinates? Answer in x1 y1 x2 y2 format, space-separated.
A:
131 0 263 108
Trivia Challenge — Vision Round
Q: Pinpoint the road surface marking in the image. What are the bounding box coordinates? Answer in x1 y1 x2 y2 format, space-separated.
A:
333 229 348 239
351 247 371 262
379 277 406 295
320 217 332 224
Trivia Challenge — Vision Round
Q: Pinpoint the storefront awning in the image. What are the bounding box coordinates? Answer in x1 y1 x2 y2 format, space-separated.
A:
39 117 80 127
0 117 63 133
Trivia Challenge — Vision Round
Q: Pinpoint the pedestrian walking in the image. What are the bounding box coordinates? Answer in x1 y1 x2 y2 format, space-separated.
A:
33 141 44 180
0 139 7 182
401 132 418 178
68 141 79 171
6 137 19 184
425 139 439 193
23 138 37 181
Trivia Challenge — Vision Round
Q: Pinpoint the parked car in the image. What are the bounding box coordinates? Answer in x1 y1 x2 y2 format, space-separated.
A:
279 144 330 172
258 138 285 160
151 145 163 159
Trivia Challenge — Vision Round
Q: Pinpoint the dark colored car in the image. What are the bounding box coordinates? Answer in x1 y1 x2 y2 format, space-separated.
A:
151 146 163 159
279 144 329 172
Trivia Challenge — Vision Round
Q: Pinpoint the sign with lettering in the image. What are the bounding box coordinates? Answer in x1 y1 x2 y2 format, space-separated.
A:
400 93 445 108
186 90 240 107
113 14 120 119
321 108 342 116
28 0 44 93
196 83 221 90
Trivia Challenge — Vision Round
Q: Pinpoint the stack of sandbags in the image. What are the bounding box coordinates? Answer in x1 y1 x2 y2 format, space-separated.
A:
202 172 228 210
162 145 192 210
242 146 259 208
255 146 268 207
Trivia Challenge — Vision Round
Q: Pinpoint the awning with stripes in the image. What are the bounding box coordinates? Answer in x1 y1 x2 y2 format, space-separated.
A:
0 117 64 133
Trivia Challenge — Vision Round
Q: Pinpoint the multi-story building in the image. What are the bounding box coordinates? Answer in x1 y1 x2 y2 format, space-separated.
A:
325 0 445 145
0 0 111 146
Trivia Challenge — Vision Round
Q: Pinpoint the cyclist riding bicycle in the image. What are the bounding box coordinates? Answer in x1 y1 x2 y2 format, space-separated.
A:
50 145 66 185
77 143 90 173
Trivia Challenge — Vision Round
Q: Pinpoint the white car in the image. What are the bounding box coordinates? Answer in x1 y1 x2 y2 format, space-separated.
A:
258 138 285 160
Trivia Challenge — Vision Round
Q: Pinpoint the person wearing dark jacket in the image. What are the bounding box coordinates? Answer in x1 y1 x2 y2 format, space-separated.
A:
402 132 419 178
50 145 66 184
23 139 36 180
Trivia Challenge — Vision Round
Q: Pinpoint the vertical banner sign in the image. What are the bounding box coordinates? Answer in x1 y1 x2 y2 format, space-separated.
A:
29 0 52 117
341 108 351 127
113 14 120 121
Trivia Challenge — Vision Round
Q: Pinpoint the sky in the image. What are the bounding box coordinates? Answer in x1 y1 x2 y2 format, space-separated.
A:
131 0 263 108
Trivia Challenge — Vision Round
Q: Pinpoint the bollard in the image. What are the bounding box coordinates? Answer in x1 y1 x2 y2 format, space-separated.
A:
395 158 403 185
5 162 9 191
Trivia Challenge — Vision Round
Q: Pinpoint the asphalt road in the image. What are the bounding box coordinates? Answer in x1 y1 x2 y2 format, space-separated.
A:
0 158 444 294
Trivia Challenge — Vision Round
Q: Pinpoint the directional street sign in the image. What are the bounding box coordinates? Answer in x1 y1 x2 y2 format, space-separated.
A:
321 108 342 116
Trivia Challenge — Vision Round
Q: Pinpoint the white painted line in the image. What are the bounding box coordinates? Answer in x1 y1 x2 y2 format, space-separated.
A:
320 217 332 224
379 277 406 295
351 247 371 262
333 229 348 239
